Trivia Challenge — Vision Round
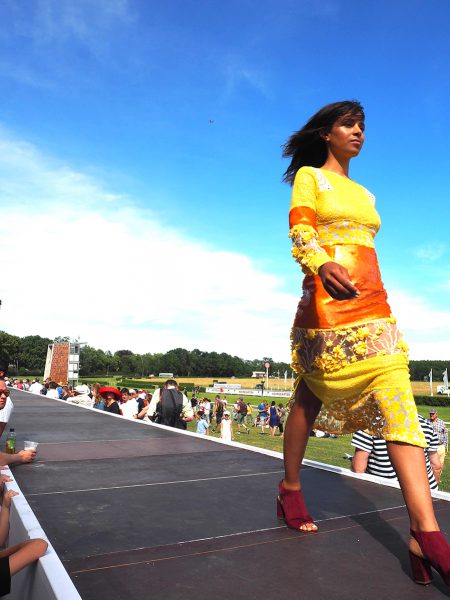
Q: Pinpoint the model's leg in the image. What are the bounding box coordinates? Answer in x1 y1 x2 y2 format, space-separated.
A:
280 380 322 533
283 379 322 490
387 442 438 532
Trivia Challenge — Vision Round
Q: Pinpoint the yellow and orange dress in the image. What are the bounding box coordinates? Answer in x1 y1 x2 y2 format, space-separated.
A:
289 167 425 447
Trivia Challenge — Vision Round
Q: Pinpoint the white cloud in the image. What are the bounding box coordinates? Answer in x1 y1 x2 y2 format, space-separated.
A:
0 132 296 361
387 289 450 359
415 243 447 262
0 131 448 362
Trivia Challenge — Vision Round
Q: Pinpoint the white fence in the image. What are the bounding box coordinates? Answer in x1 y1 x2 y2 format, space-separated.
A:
5 475 81 600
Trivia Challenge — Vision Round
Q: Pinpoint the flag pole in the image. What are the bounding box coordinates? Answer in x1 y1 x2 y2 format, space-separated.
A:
429 368 433 397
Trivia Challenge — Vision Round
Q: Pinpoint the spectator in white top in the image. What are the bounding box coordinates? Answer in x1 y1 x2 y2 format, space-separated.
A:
45 381 60 400
120 388 139 420
68 385 94 408
0 381 14 438
28 379 44 395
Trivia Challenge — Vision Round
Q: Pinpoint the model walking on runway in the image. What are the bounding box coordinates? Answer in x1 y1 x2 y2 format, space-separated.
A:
279 100 449 586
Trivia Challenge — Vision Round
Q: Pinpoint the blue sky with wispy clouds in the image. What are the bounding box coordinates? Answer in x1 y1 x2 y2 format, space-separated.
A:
0 0 449 361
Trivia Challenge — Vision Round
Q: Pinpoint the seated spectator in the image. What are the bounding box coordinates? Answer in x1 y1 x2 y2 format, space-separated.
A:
67 385 94 408
61 385 71 401
99 387 122 415
352 414 440 488
120 388 138 420
45 381 60 400
0 383 14 439
0 486 48 598
196 410 209 436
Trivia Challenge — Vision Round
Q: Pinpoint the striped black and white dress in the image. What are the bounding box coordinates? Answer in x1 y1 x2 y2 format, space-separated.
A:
352 415 438 489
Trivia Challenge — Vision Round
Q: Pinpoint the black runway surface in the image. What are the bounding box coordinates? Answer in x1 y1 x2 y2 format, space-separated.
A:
7 390 450 599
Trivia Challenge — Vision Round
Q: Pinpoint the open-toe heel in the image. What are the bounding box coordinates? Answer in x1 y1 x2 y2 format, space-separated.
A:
409 551 432 585
277 480 318 533
410 530 450 586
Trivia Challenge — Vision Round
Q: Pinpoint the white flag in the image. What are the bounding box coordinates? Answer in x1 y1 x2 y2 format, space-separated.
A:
284 370 288 382
429 369 433 396
443 369 449 388
429 369 433 382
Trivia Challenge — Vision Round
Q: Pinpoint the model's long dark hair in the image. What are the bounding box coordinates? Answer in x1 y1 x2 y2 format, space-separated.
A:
282 100 364 186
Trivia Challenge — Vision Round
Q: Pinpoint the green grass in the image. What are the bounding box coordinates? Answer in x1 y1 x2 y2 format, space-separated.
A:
187 405 450 492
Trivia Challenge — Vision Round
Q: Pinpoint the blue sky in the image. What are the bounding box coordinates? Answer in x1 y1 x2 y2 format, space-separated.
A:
0 0 449 361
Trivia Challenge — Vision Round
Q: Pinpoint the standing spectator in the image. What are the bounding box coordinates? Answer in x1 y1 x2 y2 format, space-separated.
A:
214 395 224 432
428 409 448 471
257 400 269 434
352 415 441 487
236 397 250 434
28 379 43 395
120 388 139 420
245 402 253 427
0 382 13 438
203 397 211 425
220 411 233 442
144 379 193 429
277 403 286 438
269 401 279 437
196 410 209 436
99 387 122 415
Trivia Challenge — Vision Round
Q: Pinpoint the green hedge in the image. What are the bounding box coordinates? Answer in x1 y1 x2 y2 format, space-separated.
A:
414 395 450 407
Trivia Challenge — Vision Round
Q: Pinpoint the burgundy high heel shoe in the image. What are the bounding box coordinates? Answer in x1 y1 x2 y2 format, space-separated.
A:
409 529 450 586
277 480 318 532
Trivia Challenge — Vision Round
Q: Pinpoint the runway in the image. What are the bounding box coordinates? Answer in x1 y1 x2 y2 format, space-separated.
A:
8 389 450 599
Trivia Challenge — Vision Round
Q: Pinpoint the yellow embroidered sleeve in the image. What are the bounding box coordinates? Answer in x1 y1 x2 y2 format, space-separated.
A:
289 168 331 276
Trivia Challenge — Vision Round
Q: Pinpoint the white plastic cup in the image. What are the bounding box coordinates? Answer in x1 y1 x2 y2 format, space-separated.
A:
24 441 38 450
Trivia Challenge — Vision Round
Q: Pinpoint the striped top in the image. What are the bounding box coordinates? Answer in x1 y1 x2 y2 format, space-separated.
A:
352 415 438 489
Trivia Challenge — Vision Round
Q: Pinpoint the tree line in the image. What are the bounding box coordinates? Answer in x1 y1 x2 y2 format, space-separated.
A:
0 331 289 377
0 330 448 381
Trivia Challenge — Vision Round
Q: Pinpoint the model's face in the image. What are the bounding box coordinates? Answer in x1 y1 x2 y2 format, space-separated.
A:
325 113 365 158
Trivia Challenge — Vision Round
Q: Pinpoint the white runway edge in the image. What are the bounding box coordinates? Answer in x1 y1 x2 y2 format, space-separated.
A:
3 470 81 600
19 388 450 503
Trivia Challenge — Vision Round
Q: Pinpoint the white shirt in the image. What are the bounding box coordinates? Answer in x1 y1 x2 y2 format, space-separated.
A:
68 394 94 408
29 382 43 394
0 398 14 423
120 399 139 419
46 389 60 399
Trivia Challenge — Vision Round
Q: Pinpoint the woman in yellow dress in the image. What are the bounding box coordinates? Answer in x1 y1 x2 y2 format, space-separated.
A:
279 100 449 586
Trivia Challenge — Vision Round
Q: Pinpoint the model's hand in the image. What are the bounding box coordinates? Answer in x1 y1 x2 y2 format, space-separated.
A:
2 489 19 508
319 262 359 300
17 450 36 463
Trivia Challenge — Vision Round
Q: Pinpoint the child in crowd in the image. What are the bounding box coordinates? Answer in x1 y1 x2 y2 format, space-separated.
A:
220 411 233 442
196 410 209 436
0 471 48 598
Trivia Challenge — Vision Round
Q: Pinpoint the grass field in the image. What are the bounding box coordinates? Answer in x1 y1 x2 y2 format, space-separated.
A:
105 376 446 397
186 405 450 492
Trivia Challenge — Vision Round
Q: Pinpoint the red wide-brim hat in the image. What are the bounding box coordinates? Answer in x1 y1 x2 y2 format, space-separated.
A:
99 386 122 401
